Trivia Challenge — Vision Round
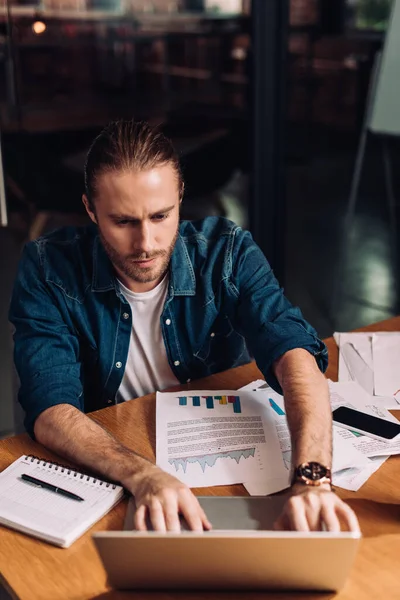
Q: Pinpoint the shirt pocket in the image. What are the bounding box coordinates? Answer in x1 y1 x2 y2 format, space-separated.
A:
193 315 234 363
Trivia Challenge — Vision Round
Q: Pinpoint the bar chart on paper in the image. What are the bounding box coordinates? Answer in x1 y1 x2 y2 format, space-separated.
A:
156 389 287 487
178 395 242 413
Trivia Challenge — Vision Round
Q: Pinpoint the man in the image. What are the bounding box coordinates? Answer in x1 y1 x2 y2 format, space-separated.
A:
9 120 359 533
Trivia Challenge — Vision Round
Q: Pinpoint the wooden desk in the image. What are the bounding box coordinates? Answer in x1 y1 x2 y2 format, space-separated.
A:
1 317 400 600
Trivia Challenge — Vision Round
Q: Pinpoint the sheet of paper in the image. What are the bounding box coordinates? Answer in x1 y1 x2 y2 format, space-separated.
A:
239 382 288 495
335 332 374 382
364 396 400 410
156 390 287 487
335 332 400 404
336 426 400 458
372 334 400 398
333 456 388 491
341 342 375 395
241 390 290 496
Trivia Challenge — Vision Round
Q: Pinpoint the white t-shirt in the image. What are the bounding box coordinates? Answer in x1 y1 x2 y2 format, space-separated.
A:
116 275 179 402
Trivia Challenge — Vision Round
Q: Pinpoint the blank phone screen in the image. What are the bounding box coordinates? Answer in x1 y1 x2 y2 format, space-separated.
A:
332 406 400 440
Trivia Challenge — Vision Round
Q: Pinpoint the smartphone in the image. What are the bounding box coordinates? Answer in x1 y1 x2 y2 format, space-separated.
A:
332 406 400 443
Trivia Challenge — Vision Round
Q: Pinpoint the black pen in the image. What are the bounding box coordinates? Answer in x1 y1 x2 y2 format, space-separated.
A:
20 474 84 502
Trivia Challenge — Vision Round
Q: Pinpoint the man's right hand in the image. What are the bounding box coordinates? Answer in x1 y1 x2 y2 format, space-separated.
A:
126 464 212 532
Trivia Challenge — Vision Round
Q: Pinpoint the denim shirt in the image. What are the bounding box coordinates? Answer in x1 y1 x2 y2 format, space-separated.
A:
9 217 327 436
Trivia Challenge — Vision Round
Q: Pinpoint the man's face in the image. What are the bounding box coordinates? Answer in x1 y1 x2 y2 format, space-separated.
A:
83 164 181 293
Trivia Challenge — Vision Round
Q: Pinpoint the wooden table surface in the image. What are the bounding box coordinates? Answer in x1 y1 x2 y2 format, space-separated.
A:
1 317 400 600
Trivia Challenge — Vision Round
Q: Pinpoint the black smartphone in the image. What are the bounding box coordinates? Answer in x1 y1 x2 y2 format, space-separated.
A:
332 406 400 442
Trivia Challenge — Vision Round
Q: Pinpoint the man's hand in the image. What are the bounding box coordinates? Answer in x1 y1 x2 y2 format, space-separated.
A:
273 485 360 532
127 464 212 532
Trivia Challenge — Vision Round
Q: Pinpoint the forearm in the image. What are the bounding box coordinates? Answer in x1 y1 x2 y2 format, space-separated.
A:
33 404 154 489
274 348 332 468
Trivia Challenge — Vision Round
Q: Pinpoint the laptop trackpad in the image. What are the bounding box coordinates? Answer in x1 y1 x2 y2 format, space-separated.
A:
124 495 288 532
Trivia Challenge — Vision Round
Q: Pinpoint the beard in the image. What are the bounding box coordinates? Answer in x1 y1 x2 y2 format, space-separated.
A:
99 228 179 286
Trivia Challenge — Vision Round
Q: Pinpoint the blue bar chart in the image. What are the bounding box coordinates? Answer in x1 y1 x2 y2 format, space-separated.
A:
176 395 242 413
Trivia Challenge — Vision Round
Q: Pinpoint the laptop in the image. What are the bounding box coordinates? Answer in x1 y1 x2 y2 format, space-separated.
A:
92 495 361 592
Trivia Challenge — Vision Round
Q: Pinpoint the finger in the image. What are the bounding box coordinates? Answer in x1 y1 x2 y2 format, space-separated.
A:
303 492 323 531
320 502 341 532
335 503 361 533
164 499 181 532
134 504 148 531
149 500 167 532
273 511 290 531
199 504 212 530
179 496 206 532
286 497 310 532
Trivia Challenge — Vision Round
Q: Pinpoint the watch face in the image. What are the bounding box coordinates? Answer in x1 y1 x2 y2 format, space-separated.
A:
300 462 328 481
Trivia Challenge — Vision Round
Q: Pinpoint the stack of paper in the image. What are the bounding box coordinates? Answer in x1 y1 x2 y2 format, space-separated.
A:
335 331 400 404
156 378 400 496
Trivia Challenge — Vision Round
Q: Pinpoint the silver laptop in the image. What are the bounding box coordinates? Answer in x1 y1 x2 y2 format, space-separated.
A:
93 496 361 592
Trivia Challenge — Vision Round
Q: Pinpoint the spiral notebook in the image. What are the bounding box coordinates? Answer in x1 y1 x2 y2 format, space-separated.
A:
0 455 124 548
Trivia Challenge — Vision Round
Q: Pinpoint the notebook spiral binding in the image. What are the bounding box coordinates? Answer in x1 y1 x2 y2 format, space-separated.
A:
24 455 117 489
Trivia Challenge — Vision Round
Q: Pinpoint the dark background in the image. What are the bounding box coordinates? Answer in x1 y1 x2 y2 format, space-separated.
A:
1 0 399 439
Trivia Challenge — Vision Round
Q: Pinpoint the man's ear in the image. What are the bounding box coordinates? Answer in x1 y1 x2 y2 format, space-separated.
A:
82 194 97 224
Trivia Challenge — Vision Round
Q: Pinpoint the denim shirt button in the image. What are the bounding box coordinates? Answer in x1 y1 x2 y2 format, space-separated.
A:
165 319 171 325
210 332 215 337
115 361 122 368
174 360 180 366
122 312 130 320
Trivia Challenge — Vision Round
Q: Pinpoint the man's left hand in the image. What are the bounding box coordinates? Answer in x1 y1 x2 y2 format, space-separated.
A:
273 484 360 532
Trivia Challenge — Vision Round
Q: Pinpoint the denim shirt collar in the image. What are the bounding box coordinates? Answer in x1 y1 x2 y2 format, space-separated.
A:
169 234 196 296
91 230 196 296
91 235 115 293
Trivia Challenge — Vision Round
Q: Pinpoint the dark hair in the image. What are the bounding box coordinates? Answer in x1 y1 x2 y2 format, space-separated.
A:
84 120 183 210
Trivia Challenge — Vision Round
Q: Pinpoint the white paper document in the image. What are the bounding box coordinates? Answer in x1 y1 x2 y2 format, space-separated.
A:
335 331 400 406
156 389 287 487
333 456 388 492
239 382 290 495
336 426 400 458
372 334 400 398
340 342 374 395
335 332 374 383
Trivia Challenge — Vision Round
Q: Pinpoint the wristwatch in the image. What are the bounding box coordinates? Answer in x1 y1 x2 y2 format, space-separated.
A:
292 462 332 488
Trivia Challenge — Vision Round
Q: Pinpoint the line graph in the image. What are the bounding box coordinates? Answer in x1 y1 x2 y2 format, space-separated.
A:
168 447 255 473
